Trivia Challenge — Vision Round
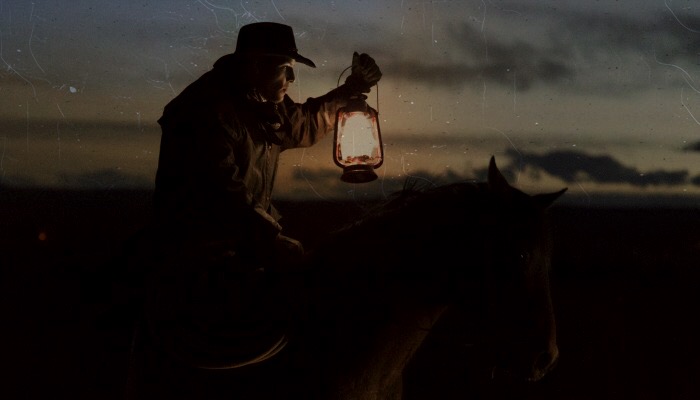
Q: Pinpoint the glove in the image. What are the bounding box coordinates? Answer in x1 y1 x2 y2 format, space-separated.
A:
238 208 282 269
272 234 306 273
344 52 382 94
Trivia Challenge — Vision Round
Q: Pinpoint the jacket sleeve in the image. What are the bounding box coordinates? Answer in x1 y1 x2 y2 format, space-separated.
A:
279 85 355 150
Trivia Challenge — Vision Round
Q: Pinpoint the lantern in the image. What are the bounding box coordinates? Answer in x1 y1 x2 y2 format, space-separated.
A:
333 94 383 183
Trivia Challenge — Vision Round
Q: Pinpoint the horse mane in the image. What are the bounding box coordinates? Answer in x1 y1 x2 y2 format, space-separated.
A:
305 178 498 309
309 173 559 294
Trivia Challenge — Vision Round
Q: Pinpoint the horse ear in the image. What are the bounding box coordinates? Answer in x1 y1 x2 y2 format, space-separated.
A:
488 156 511 192
532 188 568 209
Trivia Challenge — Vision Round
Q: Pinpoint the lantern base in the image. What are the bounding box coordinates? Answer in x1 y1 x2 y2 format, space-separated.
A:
341 165 378 183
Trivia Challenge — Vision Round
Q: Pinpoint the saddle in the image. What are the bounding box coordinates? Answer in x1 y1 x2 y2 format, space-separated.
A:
143 239 297 370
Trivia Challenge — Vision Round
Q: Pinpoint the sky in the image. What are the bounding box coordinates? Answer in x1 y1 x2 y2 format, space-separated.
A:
1 0 700 207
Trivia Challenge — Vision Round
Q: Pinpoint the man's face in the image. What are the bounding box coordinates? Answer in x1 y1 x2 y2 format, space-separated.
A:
255 55 295 103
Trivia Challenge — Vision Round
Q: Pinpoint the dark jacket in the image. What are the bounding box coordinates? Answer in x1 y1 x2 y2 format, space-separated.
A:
143 55 358 368
153 54 349 255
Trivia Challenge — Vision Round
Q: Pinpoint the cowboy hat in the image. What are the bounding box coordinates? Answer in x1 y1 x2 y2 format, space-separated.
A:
234 22 316 68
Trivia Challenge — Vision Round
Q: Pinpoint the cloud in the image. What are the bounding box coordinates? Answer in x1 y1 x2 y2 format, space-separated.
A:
384 56 571 91
505 148 689 187
58 169 154 189
285 165 474 199
378 4 700 93
683 141 700 152
0 175 39 188
1 168 153 190
375 20 575 90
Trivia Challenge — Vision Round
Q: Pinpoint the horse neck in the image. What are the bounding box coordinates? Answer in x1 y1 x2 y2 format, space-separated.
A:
309 186 492 398
332 304 449 400
313 182 490 313
308 224 459 398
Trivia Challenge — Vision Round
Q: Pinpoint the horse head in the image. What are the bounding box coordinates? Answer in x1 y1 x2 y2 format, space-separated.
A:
475 156 566 383
315 155 566 394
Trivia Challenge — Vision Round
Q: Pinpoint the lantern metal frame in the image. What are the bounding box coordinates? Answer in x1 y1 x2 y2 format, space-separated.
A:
333 86 383 184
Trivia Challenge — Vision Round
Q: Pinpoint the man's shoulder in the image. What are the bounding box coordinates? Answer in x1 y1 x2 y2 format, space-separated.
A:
171 70 224 102
163 73 245 115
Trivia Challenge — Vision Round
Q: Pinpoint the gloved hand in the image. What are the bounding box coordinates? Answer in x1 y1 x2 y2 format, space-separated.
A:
272 234 306 273
238 208 282 270
344 52 382 94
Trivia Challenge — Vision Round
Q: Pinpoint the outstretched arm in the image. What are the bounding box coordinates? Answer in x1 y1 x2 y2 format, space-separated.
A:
280 52 382 150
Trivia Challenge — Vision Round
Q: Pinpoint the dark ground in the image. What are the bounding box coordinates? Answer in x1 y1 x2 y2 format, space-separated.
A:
1 188 699 399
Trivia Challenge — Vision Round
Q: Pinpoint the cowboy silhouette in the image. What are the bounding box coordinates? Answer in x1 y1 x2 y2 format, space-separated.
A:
134 22 382 386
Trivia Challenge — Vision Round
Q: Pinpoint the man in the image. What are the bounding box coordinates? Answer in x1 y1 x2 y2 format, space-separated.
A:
153 21 381 271
144 21 382 378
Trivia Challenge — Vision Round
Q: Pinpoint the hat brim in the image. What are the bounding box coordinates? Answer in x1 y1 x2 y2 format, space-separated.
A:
291 52 316 68
231 50 316 68
259 50 316 68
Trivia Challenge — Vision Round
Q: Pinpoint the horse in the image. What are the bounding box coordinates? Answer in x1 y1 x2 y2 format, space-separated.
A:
125 156 566 399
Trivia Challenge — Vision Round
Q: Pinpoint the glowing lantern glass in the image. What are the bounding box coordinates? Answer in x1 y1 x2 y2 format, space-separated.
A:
333 94 383 183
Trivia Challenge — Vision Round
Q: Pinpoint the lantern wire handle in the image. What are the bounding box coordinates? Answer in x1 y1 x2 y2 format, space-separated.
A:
336 66 380 113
